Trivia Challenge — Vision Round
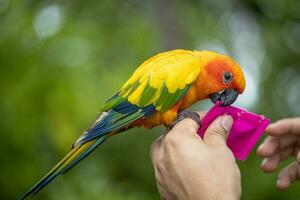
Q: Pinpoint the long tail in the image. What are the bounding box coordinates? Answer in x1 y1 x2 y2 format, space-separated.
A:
19 96 155 199
19 136 108 200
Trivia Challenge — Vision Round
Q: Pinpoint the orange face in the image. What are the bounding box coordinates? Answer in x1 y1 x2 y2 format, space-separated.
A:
196 56 246 106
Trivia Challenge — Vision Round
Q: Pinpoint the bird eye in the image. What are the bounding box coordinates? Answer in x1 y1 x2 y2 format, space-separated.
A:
223 72 233 84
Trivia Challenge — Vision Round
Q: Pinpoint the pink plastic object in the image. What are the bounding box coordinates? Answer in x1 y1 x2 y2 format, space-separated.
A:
197 101 270 161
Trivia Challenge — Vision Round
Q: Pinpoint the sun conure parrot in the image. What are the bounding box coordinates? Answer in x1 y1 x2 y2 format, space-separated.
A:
20 49 246 199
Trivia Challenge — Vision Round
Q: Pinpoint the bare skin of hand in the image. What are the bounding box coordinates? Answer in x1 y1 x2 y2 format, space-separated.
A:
150 113 241 200
257 118 300 190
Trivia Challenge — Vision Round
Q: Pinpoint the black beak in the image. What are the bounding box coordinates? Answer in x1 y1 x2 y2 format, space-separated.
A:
209 89 239 106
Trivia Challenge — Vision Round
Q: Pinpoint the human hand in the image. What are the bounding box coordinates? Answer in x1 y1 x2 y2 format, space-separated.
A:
257 118 300 190
150 113 241 200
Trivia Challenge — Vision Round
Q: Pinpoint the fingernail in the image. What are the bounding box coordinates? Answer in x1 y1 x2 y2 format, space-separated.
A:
221 115 233 133
257 144 264 152
262 158 268 166
277 179 281 186
297 153 300 164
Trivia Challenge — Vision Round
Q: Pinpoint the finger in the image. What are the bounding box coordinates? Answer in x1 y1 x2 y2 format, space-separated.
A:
297 149 300 164
203 115 233 147
261 148 294 173
261 154 280 173
257 136 279 157
266 118 300 136
150 135 163 162
171 115 201 136
278 135 299 151
165 111 206 133
163 111 206 148
277 162 300 190
170 111 207 133
257 135 298 157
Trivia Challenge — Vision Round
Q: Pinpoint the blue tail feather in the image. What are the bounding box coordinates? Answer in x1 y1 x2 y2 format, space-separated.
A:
19 96 156 199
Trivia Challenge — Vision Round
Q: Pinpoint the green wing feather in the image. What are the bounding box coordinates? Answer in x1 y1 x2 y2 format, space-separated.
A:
20 50 203 199
119 49 202 111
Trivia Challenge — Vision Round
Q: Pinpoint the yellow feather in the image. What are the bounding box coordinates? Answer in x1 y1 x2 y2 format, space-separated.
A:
185 72 195 85
120 49 222 107
128 80 147 104
149 77 163 89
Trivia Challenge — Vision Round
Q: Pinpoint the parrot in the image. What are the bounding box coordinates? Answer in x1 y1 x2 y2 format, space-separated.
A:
20 49 246 199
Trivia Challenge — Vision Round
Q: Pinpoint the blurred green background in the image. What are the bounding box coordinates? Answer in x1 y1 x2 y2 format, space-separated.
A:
1 0 300 199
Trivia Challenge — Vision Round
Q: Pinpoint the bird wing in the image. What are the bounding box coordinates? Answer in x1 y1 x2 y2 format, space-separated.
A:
75 50 203 145
118 49 202 111
19 50 203 199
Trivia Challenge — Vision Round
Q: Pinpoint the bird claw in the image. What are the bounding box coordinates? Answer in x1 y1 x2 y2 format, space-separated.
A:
168 111 201 130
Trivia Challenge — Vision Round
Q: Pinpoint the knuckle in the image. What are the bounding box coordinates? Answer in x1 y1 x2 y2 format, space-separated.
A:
174 119 197 132
186 125 197 133
182 118 197 127
183 119 198 130
150 143 157 157
206 128 226 138
150 151 161 166
152 153 165 172
155 158 164 169
150 136 163 156
163 134 180 148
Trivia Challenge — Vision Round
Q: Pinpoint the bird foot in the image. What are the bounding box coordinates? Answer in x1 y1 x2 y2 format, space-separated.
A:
169 111 201 130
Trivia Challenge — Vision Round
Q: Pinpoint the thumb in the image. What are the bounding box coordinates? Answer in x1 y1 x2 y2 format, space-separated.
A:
203 115 233 147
